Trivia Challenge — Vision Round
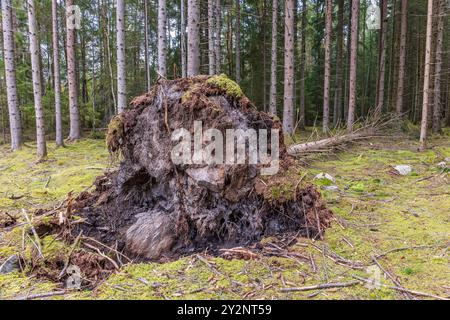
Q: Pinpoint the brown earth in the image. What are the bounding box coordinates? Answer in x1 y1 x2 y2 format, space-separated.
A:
71 75 333 261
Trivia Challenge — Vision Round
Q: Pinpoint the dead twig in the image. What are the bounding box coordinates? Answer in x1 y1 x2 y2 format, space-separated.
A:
196 254 245 286
44 176 52 188
311 244 365 270
309 252 317 273
353 275 449 300
281 281 360 292
58 231 83 279
84 242 120 270
195 254 222 277
3 212 17 223
375 244 443 259
294 172 308 201
8 194 25 200
341 237 354 248
219 247 259 260
82 236 132 263
16 291 67 300
21 209 43 259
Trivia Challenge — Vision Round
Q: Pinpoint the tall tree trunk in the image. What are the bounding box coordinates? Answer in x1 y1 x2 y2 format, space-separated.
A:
386 0 398 113
1 0 22 150
360 5 366 117
269 0 278 116
181 0 187 77
66 0 81 139
333 0 344 126
413 28 422 123
395 0 408 116
144 0 151 89
344 4 352 121
283 0 295 134
158 0 167 77
187 0 200 76
347 0 359 132
262 0 267 111
0 21 5 144
322 0 332 132
80 34 89 103
419 0 434 151
103 1 117 117
432 0 444 133
299 0 307 129
0 81 5 144
375 0 388 118
235 0 241 83
215 0 221 74
91 43 96 130
116 0 126 113
208 0 216 75
447 73 450 127
227 3 233 76
27 0 47 159
52 0 63 147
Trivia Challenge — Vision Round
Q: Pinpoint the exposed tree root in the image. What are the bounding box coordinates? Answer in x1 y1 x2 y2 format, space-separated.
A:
70 75 333 260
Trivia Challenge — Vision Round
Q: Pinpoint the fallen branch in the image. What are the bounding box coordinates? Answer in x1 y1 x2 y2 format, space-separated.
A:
84 242 120 270
375 244 443 259
9 194 25 200
16 291 67 300
281 281 360 292
219 247 259 260
311 243 365 270
195 254 223 277
353 275 449 300
82 236 132 264
195 254 245 287
288 114 402 156
288 131 376 156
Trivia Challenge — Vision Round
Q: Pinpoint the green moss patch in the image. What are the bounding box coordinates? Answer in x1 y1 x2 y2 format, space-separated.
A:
206 74 244 99
1 134 448 300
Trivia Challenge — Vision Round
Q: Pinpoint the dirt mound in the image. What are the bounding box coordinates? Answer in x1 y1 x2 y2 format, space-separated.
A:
73 75 332 260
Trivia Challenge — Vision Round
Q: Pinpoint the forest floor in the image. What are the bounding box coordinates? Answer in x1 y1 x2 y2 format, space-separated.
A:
0 130 449 300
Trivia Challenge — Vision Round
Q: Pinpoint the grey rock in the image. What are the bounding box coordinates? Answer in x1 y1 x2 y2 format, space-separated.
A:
393 165 412 176
314 173 336 183
437 162 447 169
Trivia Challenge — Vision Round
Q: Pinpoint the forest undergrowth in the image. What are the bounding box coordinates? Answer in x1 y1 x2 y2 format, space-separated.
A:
0 129 448 300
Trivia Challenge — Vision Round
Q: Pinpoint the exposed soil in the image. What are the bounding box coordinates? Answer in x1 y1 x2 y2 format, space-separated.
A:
71 75 332 260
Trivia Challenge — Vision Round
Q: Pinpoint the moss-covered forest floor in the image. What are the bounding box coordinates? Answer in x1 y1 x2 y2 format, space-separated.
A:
0 130 449 300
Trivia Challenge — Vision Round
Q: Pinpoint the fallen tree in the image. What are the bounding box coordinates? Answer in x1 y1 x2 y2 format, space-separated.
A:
287 115 399 156
288 129 377 155
72 75 332 260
